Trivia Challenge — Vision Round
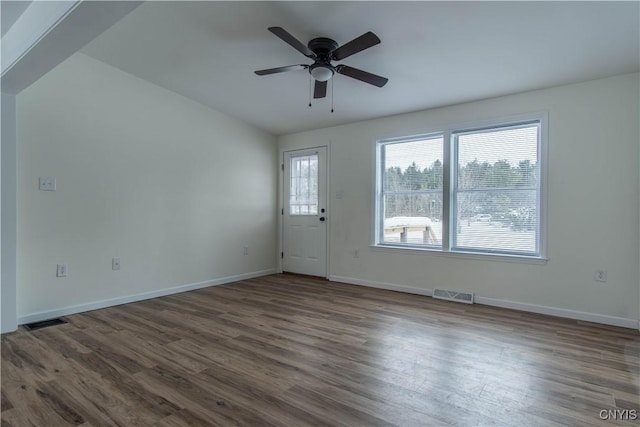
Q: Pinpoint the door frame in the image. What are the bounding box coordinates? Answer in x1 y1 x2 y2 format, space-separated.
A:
278 144 330 278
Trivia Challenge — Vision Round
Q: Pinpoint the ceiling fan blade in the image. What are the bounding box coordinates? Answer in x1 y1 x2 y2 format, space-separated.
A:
336 65 388 88
331 32 381 61
254 64 308 76
268 27 316 59
313 80 327 99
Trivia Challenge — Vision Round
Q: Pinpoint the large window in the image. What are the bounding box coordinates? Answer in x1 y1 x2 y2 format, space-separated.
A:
378 135 444 247
376 117 545 258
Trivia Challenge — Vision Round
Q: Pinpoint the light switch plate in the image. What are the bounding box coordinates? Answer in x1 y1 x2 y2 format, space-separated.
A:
39 177 56 191
56 264 67 277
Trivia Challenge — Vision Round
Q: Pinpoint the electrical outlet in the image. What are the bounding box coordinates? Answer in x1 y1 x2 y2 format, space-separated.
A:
243 246 249 256
594 270 607 282
39 176 56 191
112 257 121 271
56 264 67 277
354 249 359 258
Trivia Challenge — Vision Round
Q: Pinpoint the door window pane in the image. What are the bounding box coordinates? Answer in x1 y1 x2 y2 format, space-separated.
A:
290 154 318 215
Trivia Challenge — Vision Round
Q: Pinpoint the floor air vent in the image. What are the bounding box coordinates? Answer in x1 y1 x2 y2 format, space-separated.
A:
433 288 474 304
24 318 68 331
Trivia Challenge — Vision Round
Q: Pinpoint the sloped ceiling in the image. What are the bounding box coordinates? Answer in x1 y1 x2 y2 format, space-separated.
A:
1 1 32 37
81 1 639 135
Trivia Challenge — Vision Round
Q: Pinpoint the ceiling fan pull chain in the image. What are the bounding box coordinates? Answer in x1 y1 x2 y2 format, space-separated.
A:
331 78 334 113
308 75 312 107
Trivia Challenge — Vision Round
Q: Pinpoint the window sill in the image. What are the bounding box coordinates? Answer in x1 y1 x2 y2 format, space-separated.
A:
370 244 548 265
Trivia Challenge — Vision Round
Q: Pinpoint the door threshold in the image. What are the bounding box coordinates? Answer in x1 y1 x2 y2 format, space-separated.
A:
282 271 327 280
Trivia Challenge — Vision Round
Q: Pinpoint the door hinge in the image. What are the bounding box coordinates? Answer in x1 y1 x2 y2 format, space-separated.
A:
281 163 284 171
281 208 284 215
281 252 284 259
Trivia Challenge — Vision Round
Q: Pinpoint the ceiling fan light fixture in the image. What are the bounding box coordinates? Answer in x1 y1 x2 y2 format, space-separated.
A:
310 65 334 82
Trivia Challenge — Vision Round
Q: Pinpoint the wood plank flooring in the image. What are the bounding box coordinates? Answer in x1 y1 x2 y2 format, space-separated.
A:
2 274 639 426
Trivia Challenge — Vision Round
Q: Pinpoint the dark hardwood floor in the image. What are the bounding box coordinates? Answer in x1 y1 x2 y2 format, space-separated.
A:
2 274 639 426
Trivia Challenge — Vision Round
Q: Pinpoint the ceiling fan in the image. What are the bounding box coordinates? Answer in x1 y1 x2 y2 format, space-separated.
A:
255 27 388 99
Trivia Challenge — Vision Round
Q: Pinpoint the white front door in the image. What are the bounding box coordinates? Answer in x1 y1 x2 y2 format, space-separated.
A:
283 147 328 277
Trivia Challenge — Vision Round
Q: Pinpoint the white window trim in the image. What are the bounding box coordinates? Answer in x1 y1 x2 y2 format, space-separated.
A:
373 112 548 261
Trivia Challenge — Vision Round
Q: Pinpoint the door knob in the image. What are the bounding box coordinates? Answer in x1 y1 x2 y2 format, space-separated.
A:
319 217 325 221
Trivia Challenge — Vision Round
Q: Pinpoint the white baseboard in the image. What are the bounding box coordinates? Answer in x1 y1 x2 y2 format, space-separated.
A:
18 270 639 331
329 275 639 330
329 275 433 297
17 268 277 325
473 296 639 330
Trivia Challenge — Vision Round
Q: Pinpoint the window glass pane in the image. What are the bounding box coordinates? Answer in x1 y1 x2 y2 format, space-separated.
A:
457 126 539 189
454 189 537 253
384 139 443 191
380 136 443 247
453 123 540 255
290 154 318 215
383 193 442 245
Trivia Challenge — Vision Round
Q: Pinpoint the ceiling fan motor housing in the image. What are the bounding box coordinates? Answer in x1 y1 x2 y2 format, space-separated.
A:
308 37 339 57
307 38 339 81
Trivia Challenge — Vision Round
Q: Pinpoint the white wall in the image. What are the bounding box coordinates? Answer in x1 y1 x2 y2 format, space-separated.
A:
279 73 640 327
17 53 277 321
1 92 18 333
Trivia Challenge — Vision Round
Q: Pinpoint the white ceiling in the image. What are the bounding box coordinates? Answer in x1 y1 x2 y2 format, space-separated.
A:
81 1 639 136
1 1 32 37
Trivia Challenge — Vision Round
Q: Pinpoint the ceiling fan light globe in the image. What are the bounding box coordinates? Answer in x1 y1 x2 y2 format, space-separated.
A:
310 66 334 82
